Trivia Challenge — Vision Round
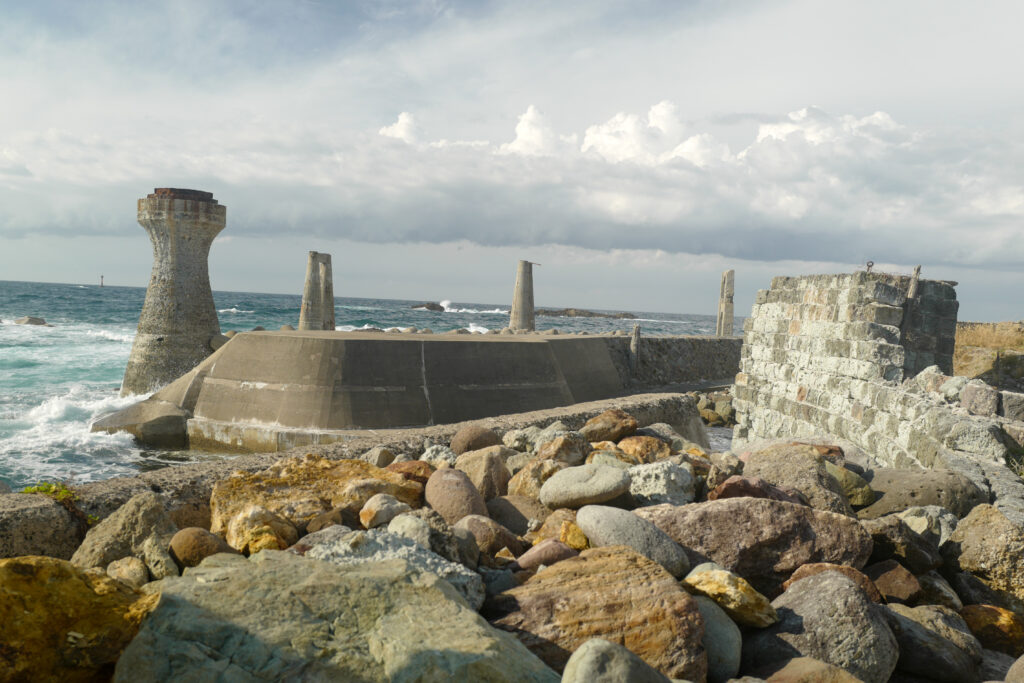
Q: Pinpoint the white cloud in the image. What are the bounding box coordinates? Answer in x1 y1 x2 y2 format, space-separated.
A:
499 106 571 156
379 112 419 143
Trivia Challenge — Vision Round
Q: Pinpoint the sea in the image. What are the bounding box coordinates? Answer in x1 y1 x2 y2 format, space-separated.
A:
0 279 730 491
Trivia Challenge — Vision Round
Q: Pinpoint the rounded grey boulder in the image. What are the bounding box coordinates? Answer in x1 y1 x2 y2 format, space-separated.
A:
576 505 689 577
539 464 630 509
561 638 670 683
693 595 741 683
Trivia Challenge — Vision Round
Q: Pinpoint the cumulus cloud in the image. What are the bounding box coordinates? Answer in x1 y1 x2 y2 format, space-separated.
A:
499 106 573 156
379 112 420 143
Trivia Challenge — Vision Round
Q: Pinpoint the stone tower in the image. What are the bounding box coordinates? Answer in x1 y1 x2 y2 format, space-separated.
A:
121 189 226 396
509 260 536 332
298 251 335 331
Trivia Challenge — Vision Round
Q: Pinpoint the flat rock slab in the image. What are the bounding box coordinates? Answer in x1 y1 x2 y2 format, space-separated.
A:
114 550 558 682
858 468 987 519
0 493 81 559
486 546 706 681
539 464 631 509
635 497 872 597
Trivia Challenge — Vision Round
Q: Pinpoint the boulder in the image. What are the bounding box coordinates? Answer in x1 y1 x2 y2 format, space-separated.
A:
420 444 458 467
454 515 527 556
106 556 149 590
90 398 189 449
424 468 488 526
1008 653 1024 682
980 648 1017 681
508 459 566 499
306 528 485 609
781 563 882 602
575 505 689 577
742 572 899 683
14 315 48 325
961 604 1024 657
753 657 863 682
693 595 741 683
514 539 578 571
860 515 942 574
823 461 875 506
539 464 631 509
917 570 963 610
168 527 238 569
579 409 639 443
864 559 922 604
486 546 706 680
486 495 551 536
586 448 640 468
0 492 82 559
535 433 592 466
225 504 298 554
386 459 434 485
636 423 692 452
944 504 1024 604
883 603 981 683
628 460 695 506
359 493 412 529
741 443 852 516
455 446 515 501
961 380 1001 417
114 551 557 681
450 423 502 455
684 567 778 627
386 507 462 565
503 425 543 452
707 475 805 505
209 455 422 535
528 508 578 546
70 491 178 579
895 505 959 547
0 556 156 682
635 498 873 597
1002 391 1024 422
857 468 987 519
306 506 359 533
360 445 396 468
561 638 670 683
617 436 671 463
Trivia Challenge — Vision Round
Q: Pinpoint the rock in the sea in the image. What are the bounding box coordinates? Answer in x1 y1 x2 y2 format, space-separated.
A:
90 398 190 449
487 546 706 680
114 550 557 681
575 504 688 577
742 572 899 683
741 442 853 516
579 409 639 443
425 467 488 525
860 515 942 574
944 504 1024 604
168 527 238 569
781 563 882 602
617 435 671 463
509 458 566 499
561 638 670 683
209 455 422 535
684 567 778 627
14 315 49 325
628 460 695 506
486 495 552 535
225 504 299 554
450 423 503 455
70 491 179 579
455 446 515 501
960 604 1024 657
539 464 631 509
693 595 741 683
306 528 485 609
359 493 412 529
857 468 987 519
0 556 156 682
883 603 981 683
635 498 872 597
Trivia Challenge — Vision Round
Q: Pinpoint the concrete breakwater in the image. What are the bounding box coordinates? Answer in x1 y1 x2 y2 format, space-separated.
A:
95 331 741 453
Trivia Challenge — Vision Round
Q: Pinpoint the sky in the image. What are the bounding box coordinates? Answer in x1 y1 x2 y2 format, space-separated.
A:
1 0 1022 320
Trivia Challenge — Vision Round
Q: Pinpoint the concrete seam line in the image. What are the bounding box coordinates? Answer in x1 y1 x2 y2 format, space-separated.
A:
420 340 434 425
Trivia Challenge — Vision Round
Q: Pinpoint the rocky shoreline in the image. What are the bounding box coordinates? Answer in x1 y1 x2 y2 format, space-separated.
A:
3 392 1024 681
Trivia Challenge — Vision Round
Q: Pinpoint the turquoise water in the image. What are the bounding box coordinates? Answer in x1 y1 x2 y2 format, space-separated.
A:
0 279 721 489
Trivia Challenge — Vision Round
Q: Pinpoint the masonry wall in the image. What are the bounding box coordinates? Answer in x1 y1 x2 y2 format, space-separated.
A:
733 272 1024 524
605 335 743 388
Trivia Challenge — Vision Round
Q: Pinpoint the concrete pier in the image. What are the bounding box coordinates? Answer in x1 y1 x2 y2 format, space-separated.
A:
509 260 536 332
121 189 226 396
298 251 335 331
716 269 735 336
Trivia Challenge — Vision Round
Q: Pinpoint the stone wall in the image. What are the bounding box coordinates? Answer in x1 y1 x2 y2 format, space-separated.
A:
733 272 1024 524
605 335 742 388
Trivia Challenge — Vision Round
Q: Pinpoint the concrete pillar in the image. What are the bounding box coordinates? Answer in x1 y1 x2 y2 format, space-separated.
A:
298 251 335 331
121 189 226 396
629 323 641 376
716 269 735 337
509 260 536 332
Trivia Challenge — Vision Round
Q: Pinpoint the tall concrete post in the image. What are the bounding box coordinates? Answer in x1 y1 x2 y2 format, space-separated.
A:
629 323 641 376
509 260 536 332
716 269 735 337
121 189 226 396
298 251 335 331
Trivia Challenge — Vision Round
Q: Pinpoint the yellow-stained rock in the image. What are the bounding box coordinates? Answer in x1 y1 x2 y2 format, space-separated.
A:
0 556 158 682
225 505 299 555
508 459 566 500
559 521 589 551
617 436 671 463
684 568 779 628
210 454 423 535
579 409 639 443
824 462 875 507
585 447 644 467
530 509 576 545
960 604 1024 657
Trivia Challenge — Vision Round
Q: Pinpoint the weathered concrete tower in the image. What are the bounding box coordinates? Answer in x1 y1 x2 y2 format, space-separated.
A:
121 189 226 396
509 260 536 332
716 269 735 336
298 251 335 331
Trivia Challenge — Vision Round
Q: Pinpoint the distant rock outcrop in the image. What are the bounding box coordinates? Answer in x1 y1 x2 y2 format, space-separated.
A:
412 302 445 312
536 308 635 319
